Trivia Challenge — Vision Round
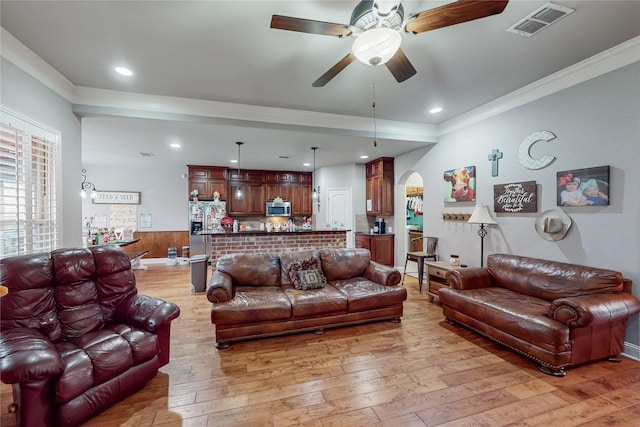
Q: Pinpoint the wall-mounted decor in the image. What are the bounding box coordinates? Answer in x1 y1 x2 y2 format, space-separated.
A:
443 166 476 202
93 191 141 205
518 130 557 170
557 165 609 206
442 213 471 222
493 181 537 213
487 149 503 177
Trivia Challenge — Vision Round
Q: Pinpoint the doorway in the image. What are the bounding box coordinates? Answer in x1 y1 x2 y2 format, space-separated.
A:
398 171 424 271
327 188 354 248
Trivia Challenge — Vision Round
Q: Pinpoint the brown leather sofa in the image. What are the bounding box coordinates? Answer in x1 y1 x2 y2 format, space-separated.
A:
206 248 406 348
439 254 640 376
0 246 181 426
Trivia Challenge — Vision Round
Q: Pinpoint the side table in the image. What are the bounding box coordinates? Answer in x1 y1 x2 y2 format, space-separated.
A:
425 261 462 302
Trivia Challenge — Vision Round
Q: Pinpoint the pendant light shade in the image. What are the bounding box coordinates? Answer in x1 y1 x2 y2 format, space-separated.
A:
235 142 244 200
352 28 401 66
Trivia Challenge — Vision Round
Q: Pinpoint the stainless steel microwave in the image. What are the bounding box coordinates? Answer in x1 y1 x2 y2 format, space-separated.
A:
265 201 291 217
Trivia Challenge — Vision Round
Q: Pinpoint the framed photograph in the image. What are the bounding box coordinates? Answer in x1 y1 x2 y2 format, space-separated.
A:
557 165 609 206
494 181 537 213
93 191 141 205
140 213 152 228
443 166 476 202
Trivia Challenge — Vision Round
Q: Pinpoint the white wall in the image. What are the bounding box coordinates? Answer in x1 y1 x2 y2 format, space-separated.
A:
1 58 82 247
396 62 640 349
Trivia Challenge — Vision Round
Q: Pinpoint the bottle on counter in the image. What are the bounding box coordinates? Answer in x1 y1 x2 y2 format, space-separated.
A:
266 219 272 232
380 218 386 234
259 219 265 231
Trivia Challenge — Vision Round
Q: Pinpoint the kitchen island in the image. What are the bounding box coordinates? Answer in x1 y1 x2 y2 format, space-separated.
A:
204 230 349 267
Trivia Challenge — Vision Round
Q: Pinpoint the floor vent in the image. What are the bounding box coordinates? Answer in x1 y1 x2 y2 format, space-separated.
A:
507 2 574 37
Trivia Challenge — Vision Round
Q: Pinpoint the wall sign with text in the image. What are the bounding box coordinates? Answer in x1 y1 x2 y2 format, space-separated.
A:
493 181 537 213
93 191 141 205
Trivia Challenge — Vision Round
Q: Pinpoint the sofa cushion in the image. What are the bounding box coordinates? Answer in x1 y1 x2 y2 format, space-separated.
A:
216 253 281 287
283 284 348 317
210 286 291 325
320 248 370 282
439 287 571 351
279 250 322 287
332 278 407 312
487 254 624 301
0 252 62 341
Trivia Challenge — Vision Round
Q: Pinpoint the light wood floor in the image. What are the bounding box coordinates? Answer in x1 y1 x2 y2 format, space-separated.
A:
2 264 640 426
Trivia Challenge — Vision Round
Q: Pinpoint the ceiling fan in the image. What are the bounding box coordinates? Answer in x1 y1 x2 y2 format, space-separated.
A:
271 0 509 87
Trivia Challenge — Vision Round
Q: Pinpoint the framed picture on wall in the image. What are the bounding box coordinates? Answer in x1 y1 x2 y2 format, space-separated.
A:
557 165 610 206
443 166 476 202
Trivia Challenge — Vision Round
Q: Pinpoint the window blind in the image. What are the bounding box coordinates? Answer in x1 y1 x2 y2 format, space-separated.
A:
0 114 60 257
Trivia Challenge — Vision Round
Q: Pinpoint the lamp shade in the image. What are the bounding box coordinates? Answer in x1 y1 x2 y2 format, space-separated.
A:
468 204 497 225
352 28 401 66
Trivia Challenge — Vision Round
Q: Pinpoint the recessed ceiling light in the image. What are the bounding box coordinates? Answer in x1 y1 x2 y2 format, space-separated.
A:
170 143 181 148
360 155 369 159
115 66 133 77
303 162 311 167
429 107 443 114
230 159 238 164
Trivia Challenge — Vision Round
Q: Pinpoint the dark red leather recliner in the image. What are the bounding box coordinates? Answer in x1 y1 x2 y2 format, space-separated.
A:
0 245 180 426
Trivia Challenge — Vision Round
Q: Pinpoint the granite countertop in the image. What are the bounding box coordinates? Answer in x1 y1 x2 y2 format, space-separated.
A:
200 229 350 235
354 232 395 236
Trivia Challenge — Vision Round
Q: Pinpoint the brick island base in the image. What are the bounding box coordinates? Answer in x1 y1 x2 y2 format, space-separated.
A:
206 230 347 267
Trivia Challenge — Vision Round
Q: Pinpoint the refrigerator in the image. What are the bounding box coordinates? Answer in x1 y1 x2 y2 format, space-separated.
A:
188 200 226 256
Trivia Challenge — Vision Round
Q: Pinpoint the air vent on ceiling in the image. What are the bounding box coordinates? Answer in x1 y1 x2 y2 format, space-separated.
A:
507 2 574 37
139 152 155 157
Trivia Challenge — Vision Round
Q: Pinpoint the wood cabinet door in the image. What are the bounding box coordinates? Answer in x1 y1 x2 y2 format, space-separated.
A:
366 175 382 215
228 182 264 215
355 234 370 250
371 235 394 266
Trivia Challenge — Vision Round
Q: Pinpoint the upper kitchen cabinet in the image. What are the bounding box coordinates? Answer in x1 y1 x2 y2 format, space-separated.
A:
187 166 227 200
227 170 266 216
365 157 394 216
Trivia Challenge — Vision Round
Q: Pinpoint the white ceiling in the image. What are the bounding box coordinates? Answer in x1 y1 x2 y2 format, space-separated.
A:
1 1 639 170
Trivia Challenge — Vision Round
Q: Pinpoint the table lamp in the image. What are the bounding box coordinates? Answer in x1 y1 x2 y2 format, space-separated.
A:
467 204 497 267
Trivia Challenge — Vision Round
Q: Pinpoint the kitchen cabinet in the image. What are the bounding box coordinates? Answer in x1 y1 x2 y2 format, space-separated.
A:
365 157 394 216
355 233 394 266
265 172 312 216
187 166 227 200
227 181 265 216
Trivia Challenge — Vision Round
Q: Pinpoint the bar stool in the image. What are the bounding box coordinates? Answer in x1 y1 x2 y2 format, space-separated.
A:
402 236 438 292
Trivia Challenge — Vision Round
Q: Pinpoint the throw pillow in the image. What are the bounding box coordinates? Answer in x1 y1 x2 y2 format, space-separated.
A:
297 269 325 290
288 257 324 288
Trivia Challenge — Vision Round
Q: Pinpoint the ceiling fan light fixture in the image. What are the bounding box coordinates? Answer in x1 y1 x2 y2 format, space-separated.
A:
352 28 401 66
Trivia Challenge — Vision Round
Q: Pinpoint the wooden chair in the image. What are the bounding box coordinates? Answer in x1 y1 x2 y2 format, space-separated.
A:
402 236 438 292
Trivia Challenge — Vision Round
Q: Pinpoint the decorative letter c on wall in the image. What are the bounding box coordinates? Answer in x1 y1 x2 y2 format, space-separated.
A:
518 130 557 170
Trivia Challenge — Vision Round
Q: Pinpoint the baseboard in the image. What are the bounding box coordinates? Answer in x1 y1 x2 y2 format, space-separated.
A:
623 341 640 361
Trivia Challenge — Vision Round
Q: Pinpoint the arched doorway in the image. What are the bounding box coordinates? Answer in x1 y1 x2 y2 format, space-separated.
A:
396 170 424 271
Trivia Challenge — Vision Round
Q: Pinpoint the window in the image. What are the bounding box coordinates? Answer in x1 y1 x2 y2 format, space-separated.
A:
0 108 61 257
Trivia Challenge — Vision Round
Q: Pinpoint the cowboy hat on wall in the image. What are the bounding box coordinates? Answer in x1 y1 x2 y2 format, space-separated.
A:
535 209 572 241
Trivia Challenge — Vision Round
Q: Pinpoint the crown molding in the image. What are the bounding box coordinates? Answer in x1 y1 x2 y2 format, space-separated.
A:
438 36 640 136
2 25 638 142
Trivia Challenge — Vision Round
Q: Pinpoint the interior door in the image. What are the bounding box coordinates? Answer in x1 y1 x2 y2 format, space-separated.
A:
327 188 354 248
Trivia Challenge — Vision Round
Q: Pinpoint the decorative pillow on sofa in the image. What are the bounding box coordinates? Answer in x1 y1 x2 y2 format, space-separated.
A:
296 269 326 290
288 257 326 289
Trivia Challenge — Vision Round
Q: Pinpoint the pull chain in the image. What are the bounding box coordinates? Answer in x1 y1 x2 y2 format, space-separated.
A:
372 67 377 147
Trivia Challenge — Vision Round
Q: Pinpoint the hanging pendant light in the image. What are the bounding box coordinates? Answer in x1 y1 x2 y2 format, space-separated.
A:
235 141 244 200
311 147 319 206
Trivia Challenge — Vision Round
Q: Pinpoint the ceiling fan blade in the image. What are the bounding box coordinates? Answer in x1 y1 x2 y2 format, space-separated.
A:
312 53 356 87
405 0 509 34
385 48 417 83
271 15 351 37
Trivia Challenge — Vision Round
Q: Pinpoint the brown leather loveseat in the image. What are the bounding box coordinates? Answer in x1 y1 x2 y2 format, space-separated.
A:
0 246 181 426
439 254 640 376
206 248 406 348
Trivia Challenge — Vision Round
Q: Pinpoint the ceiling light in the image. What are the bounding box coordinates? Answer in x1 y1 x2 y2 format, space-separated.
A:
429 107 443 114
303 162 311 167
360 155 369 159
352 28 401 66
230 159 238 164
115 66 133 76
235 142 244 200
170 143 181 148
